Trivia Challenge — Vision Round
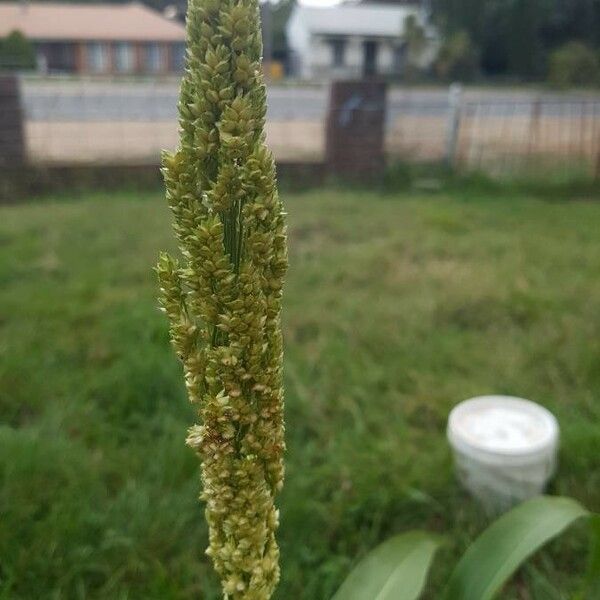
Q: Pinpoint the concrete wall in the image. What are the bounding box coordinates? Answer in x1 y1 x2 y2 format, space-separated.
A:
0 76 25 167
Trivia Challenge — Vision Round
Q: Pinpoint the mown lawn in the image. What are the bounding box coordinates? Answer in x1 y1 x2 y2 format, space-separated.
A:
0 187 599 599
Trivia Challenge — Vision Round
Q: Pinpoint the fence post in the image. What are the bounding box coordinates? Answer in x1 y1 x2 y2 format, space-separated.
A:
325 79 387 179
595 132 600 181
0 75 26 167
445 83 463 168
528 97 541 158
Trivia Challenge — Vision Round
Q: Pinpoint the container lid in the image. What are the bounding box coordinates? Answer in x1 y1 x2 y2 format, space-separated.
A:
447 396 559 462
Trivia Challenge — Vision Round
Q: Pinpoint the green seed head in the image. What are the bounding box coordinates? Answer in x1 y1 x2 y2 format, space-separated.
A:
157 1 287 598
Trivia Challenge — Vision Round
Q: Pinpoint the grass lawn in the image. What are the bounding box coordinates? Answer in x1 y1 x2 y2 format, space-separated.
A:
0 186 599 599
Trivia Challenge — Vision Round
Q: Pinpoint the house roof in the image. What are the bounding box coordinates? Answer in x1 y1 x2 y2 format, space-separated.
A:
0 2 186 42
289 3 425 38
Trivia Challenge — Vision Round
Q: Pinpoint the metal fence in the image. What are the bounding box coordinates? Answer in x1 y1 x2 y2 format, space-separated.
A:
457 99 600 175
3 76 600 177
386 90 600 175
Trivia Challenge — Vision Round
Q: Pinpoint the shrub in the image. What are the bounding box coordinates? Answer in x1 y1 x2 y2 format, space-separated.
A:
0 30 36 71
435 31 480 82
403 14 427 79
548 42 600 88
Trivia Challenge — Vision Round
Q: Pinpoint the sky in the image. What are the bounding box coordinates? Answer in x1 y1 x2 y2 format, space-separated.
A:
263 0 342 6
299 0 342 5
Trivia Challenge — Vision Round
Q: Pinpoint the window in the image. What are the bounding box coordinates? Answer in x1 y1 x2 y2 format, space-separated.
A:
145 42 163 73
114 42 135 73
363 40 379 77
38 43 76 73
171 42 186 72
328 38 346 68
86 42 109 73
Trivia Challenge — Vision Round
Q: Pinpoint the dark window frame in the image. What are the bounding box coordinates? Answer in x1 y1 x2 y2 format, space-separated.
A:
328 38 347 68
363 39 379 77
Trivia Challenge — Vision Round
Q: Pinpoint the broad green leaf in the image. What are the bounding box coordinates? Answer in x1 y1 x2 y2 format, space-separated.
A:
332 531 441 600
443 496 589 600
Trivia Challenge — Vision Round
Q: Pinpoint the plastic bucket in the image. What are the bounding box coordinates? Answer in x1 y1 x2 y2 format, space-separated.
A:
447 395 559 514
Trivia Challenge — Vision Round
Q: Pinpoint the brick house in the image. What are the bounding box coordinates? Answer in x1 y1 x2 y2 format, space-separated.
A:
0 2 186 75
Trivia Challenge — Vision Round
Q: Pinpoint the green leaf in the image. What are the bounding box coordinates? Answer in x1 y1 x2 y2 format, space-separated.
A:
443 496 590 600
332 531 441 600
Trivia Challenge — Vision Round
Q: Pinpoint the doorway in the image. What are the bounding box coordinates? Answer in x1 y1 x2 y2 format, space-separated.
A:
363 40 378 77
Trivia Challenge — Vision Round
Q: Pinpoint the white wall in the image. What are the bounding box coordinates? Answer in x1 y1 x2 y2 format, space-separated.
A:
305 35 403 80
378 43 395 72
286 5 439 80
286 7 312 79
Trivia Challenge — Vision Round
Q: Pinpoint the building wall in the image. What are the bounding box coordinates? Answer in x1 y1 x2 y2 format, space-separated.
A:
306 34 402 80
286 7 312 79
285 4 439 81
34 40 184 75
34 42 77 72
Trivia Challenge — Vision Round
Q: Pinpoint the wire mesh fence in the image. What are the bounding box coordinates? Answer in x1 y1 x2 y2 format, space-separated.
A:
387 93 600 176
457 99 600 176
2 76 600 178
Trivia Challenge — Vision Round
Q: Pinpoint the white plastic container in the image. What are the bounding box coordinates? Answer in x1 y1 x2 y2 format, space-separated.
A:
447 395 559 514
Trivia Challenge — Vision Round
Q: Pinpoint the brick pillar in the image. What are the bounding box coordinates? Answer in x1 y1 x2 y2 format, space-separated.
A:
0 75 26 166
75 42 86 74
135 43 145 74
325 79 387 178
162 43 170 74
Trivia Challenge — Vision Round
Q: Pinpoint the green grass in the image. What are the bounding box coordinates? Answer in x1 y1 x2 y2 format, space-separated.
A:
0 187 599 599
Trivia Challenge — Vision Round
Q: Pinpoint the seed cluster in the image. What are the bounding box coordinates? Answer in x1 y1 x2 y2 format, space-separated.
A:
157 1 287 598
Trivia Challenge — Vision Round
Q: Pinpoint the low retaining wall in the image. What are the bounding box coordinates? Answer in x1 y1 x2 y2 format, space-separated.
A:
0 161 327 202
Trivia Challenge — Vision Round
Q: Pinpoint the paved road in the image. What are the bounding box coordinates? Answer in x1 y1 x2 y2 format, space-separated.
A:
20 79 600 121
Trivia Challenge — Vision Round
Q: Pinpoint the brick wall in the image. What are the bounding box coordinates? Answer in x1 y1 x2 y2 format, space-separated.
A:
0 76 26 167
325 79 387 178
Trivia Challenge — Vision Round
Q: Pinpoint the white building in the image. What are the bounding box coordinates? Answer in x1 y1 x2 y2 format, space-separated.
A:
286 3 438 81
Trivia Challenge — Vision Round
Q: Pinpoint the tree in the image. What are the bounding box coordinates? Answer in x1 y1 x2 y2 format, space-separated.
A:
433 0 600 79
358 0 423 4
404 14 427 62
0 30 36 71
402 14 428 79
270 0 296 59
506 0 543 78
435 30 479 81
